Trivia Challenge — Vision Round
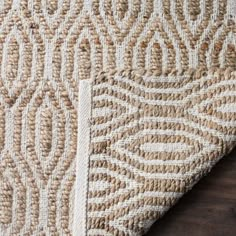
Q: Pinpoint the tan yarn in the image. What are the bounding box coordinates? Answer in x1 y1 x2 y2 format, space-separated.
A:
87 68 236 236
0 0 235 235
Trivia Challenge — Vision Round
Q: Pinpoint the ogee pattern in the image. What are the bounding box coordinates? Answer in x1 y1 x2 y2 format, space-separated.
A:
0 0 235 235
86 69 236 235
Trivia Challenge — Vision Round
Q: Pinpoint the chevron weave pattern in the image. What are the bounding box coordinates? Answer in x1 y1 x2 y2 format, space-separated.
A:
86 69 236 235
0 0 236 235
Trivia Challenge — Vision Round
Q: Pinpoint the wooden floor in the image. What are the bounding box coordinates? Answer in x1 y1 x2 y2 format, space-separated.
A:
146 148 236 236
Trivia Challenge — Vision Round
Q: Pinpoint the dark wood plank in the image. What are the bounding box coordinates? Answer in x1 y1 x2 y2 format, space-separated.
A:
146 148 236 236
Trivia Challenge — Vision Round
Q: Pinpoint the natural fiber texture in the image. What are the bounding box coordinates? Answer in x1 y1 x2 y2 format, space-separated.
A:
85 68 236 235
0 0 235 235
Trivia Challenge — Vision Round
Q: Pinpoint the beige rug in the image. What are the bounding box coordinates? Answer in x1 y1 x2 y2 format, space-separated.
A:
76 68 236 236
0 1 236 236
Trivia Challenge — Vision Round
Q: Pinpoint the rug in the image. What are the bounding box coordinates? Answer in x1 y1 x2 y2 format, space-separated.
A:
75 68 236 236
0 1 236 236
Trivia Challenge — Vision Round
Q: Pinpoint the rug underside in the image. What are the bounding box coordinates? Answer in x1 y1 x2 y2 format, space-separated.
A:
75 69 236 236
0 1 236 236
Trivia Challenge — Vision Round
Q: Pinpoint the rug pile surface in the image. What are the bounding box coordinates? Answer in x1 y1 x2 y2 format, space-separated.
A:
0 1 236 236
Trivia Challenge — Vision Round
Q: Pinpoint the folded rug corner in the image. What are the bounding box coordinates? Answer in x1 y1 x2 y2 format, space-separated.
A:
74 68 236 236
0 1 236 235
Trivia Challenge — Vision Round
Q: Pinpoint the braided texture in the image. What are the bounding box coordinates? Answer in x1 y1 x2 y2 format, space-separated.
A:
87 69 236 235
0 0 235 235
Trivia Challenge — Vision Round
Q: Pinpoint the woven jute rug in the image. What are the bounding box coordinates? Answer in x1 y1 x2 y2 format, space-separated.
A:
0 1 236 236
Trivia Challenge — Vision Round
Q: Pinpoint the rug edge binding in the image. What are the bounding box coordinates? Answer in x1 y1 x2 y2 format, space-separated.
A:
73 80 92 236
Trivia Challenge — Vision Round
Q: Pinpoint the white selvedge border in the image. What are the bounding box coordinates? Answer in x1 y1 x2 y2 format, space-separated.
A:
73 80 91 236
